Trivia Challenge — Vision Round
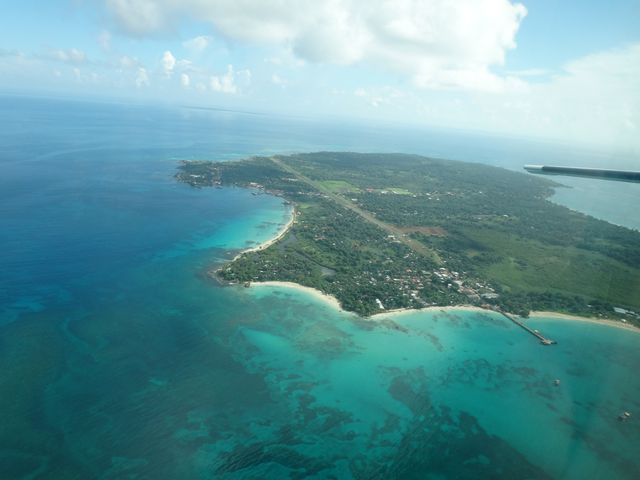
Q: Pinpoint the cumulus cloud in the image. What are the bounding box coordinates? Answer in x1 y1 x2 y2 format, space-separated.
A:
519 44 640 148
118 55 140 69
209 64 250 94
183 35 212 54
135 67 149 87
210 65 237 94
161 50 176 76
180 72 190 87
48 48 87 64
421 43 640 150
106 0 527 90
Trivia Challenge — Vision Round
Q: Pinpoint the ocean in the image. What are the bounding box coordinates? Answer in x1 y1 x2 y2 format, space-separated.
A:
1 95 639 479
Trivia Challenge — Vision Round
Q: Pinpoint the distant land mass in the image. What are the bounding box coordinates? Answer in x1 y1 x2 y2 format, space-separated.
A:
176 152 640 325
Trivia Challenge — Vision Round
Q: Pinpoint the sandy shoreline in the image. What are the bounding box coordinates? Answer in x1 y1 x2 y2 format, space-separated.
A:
247 283 488 319
246 282 639 333
231 206 295 262
369 304 490 319
248 281 344 311
529 311 640 333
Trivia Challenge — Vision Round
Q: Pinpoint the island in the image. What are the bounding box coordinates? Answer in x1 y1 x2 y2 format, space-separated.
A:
176 152 640 327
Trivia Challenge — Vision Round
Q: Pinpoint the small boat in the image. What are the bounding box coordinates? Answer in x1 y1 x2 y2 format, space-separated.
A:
553 379 561 386
244 281 251 288
618 411 632 421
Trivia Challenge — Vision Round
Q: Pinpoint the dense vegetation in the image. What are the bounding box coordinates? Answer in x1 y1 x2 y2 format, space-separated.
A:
176 152 640 324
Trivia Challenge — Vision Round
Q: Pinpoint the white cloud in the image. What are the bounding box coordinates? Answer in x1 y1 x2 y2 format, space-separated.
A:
106 0 165 35
519 44 640 148
161 50 176 76
118 55 140 69
135 67 149 87
180 72 190 88
176 58 193 71
183 35 212 54
416 43 640 151
49 48 87 64
353 86 404 108
209 64 250 94
106 0 527 91
210 65 237 94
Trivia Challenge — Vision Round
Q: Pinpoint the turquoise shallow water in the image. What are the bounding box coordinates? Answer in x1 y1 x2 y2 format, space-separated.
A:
217 290 640 478
1 96 639 479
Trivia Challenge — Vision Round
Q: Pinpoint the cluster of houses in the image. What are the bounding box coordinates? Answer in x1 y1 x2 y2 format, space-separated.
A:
430 267 498 302
613 307 639 322
358 263 499 311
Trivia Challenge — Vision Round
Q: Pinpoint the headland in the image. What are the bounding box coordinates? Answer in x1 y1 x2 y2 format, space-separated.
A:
178 152 640 328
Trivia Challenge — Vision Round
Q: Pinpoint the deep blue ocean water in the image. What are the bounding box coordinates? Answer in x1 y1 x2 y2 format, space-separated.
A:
1 95 639 479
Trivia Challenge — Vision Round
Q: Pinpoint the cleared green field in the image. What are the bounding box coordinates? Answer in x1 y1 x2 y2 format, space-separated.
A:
463 228 640 309
317 180 360 193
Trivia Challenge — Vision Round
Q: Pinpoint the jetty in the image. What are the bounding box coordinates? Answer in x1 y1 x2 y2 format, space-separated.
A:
495 308 557 345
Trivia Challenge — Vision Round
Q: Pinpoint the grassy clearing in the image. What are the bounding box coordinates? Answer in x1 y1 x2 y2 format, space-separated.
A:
463 228 640 308
317 180 360 193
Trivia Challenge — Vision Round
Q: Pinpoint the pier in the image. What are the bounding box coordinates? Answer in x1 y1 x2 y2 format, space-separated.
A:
495 309 557 345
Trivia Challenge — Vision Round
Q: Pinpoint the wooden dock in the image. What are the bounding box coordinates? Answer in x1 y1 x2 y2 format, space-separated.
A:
496 309 557 345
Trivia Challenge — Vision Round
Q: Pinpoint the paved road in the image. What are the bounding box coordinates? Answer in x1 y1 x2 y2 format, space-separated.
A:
270 156 441 263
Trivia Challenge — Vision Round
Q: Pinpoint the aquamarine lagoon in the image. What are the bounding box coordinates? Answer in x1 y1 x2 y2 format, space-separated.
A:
1 97 639 479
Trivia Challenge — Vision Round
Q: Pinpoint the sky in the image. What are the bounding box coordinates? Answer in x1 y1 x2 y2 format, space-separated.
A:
1 0 639 154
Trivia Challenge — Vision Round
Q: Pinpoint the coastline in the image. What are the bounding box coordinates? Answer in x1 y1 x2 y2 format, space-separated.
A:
247 283 492 320
369 304 490 319
221 203 638 334
247 282 640 334
231 205 295 262
529 311 640 333
248 281 344 312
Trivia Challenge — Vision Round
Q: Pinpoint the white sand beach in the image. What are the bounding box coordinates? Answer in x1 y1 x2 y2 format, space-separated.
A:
247 281 640 334
249 281 343 311
529 311 640 333
369 304 491 320
231 208 295 262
